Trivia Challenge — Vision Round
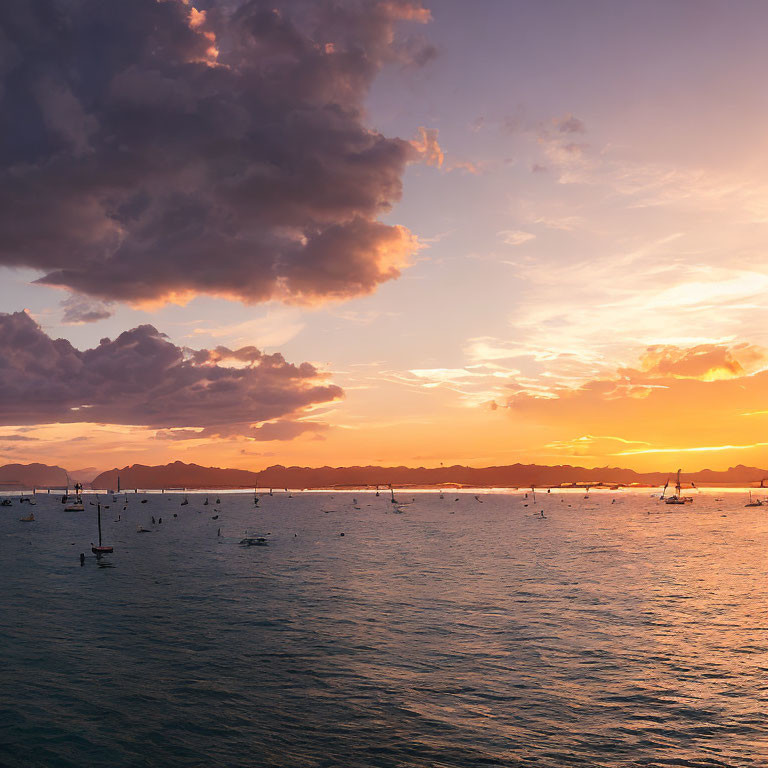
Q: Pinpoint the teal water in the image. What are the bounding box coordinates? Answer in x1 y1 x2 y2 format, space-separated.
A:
1 489 766 767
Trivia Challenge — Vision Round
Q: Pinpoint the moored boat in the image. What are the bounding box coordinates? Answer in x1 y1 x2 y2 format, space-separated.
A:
91 503 114 555
664 469 693 505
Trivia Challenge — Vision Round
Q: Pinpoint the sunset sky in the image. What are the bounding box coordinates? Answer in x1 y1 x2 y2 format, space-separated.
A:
2 0 768 474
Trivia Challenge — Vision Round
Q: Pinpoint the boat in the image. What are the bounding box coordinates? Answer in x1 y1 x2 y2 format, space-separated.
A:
240 536 268 546
19 512 35 522
91 503 114 555
664 469 693 505
180 496 189 506
1 499 12 506
745 491 764 507
204 497 209 505
136 525 151 533
64 497 85 511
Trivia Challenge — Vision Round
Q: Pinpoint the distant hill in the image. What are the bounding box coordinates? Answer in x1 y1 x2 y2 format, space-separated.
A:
0 463 69 489
88 461 768 490
69 467 101 484
253 463 768 488
92 461 262 490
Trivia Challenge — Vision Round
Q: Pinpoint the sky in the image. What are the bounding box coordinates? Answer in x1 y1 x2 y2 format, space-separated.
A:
1 0 768 474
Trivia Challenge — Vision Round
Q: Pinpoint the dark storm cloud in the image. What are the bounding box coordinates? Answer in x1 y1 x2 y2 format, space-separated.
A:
0 0 432 305
0 311 342 431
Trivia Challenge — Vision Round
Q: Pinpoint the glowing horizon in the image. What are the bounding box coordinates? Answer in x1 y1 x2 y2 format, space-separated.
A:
2 1 768 476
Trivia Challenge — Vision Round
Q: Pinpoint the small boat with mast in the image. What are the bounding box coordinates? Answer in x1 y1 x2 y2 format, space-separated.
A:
664 469 693 505
64 482 85 512
91 503 114 555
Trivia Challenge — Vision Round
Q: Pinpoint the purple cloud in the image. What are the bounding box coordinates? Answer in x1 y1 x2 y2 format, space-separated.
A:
249 420 329 441
0 0 432 305
0 311 342 433
60 295 114 324
556 114 586 134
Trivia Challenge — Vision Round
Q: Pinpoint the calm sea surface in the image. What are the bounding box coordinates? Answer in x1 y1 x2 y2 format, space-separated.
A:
1 489 766 767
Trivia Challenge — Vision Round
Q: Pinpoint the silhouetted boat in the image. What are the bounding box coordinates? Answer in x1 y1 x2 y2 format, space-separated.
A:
664 469 693 504
91 503 113 555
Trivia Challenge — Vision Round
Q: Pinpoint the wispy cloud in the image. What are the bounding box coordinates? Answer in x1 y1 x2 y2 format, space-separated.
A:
498 230 536 246
615 441 768 456
191 308 305 349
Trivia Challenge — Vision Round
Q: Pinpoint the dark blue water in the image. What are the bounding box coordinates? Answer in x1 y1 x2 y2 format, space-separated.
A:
1 490 766 767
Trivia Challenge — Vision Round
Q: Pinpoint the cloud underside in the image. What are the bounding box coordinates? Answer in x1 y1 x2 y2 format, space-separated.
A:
0 0 432 305
0 311 341 435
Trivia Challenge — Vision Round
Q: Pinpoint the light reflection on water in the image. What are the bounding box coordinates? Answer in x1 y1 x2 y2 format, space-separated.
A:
1 489 766 767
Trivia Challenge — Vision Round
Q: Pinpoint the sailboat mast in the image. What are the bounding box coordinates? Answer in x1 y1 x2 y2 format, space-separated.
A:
676 469 682 496
97 503 103 546
117 475 121 493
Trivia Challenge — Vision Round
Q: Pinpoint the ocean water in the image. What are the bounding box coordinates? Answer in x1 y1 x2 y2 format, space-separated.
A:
0 488 766 767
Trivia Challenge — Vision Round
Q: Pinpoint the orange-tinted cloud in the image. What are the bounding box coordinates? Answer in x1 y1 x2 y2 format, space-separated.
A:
504 343 768 464
637 343 768 381
411 126 444 167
